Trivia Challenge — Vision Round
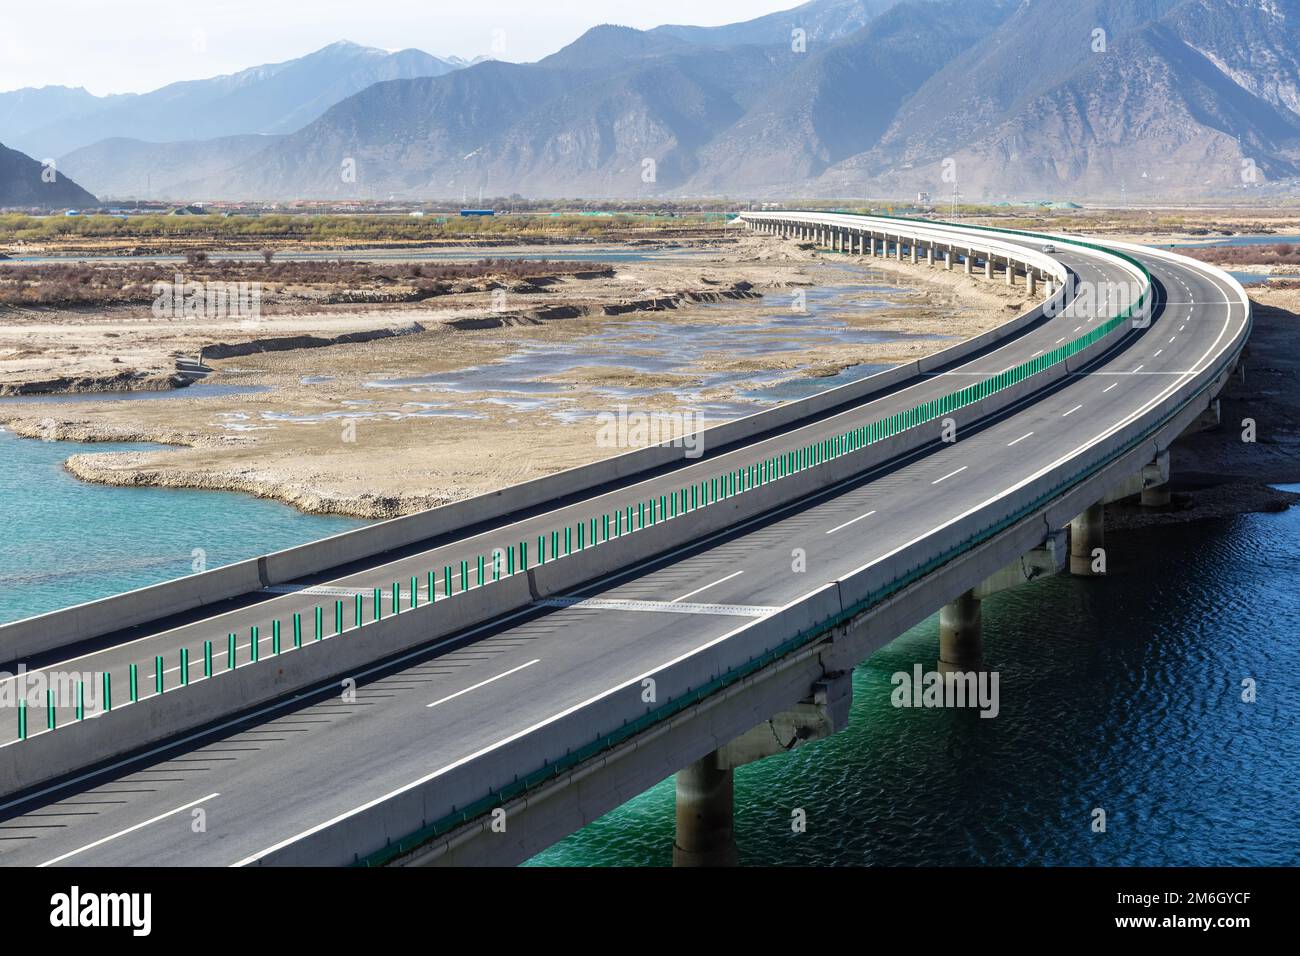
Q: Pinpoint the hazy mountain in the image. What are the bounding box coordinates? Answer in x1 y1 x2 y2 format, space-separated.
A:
10 42 479 158
191 28 801 199
58 135 285 200
0 87 132 159
684 0 1014 192
652 0 904 47
89 0 1300 200
0 143 98 208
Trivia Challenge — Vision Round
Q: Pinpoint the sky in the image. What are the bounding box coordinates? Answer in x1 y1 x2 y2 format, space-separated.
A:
0 0 803 95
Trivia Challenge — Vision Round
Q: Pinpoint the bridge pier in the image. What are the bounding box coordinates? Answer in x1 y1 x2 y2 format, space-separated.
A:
1139 450 1172 507
984 256 993 279
939 590 982 671
1026 271 1036 295
945 247 954 270
1005 261 1015 285
673 756 739 867
964 252 973 275
1069 503 1105 576
672 675 852 866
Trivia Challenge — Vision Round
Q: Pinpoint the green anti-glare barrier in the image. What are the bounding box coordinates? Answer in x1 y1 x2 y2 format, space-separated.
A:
130 663 139 700
103 672 111 712
155 655 164 693
293 613 303 648
180 649 189 686
272 620 281 655
124 214 1151 724
76 682 84 721
47 690 55 730
17 698 26 740
251 626 259 662
204 640 213 677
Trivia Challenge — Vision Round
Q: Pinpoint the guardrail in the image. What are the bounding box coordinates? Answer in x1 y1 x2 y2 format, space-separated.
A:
0 214 1088 663
349 241 1245 868
0 215 1159 796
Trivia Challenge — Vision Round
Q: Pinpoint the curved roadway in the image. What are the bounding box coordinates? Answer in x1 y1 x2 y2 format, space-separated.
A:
0 216 1249 866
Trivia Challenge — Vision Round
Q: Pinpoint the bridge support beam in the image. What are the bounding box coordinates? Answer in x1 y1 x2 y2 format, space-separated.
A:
673 674 851 866
1069 503 1105 576
939 590 982 672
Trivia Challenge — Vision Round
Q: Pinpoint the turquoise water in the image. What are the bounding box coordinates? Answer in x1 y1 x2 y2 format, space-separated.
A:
528 504 1300 866
0 429 366 626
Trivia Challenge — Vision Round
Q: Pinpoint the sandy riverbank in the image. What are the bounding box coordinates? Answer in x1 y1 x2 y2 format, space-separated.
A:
0 235 1031 518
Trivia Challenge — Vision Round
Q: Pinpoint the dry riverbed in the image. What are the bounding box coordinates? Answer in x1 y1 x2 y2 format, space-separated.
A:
0 235 1031 517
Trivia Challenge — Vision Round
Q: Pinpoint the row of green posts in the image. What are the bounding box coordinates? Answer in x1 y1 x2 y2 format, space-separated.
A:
18 218 1149 742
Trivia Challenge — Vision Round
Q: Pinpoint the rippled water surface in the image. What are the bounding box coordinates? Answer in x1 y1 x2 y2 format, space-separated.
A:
529 506 1300 866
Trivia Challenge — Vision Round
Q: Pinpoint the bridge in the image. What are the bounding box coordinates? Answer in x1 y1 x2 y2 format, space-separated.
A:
0 213 1250 866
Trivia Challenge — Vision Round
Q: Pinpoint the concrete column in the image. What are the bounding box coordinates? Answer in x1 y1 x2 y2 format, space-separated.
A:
939 589 982 672
869 235 876 256
926 244 934 266
945 248 954 270
1140 483 1171 507
896 237 904 260
964 252 972 275
673 753 739 867
1069 503 1105 576
910 241 918 264
1026 271 1036 296
984 256 993 279
1005 261 1015 285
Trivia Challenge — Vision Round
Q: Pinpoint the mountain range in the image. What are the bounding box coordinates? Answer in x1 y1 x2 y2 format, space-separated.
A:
3 40 479 181
0 143 97 208
5 0 1300 202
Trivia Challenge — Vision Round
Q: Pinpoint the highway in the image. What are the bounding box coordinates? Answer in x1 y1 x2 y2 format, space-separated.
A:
0 215 1249 866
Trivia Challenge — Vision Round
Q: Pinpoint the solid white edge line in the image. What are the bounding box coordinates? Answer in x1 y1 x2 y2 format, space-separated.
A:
228 234 1237 866
1007 432 1033 447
